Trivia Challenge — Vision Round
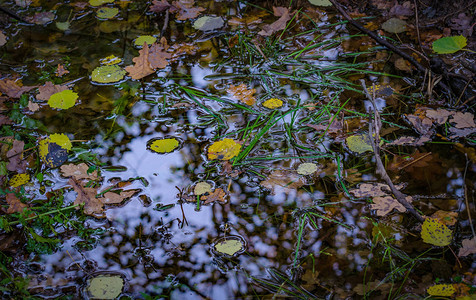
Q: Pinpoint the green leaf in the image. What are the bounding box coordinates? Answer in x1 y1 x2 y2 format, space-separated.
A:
89 0 114 6
193 16 224 32
346 134 373 154
214 238 244 256
308 0 332 6
91 65 126 84
96 7 119 19
432 35 467 54
134 35 157 47
48 90 78 109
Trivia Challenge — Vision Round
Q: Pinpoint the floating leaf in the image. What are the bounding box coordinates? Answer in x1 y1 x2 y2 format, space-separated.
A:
96 7 119 19
193 16 224 32
432 35 467 54
125 43 155 80
89 0 114 6
56 21 70 31
49 133 72 150
147 137 181 154
39 135 71 168
37 81 68 101
201 188 226 204
207 139 241 160
60 163 99 180
214 237 245 256
91 65 126 84
9 173 30 188
308 0 332 6
48 90 78 109
99 55 122 65
297 163 318 175
262 98 283 109
134 35 157 47
258 7 291 36
370 195 411 216
227 83 256 105
381 18 407 33
56 64 69 77
421 217 453 247
87 274 124 299
346 134 374 154
194 181 212 196
260 170 305 195
458 237 476 257
427 284 455 297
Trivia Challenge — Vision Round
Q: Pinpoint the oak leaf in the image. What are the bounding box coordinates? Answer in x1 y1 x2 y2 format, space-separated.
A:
201 188 226 204
125 43 155 80
149 0 171 13
102 189 138 204
6 139 27 172
69 178 104 217
0 78 36 98
60 163 98 180
260 170 305 195
450 112 475 129
370 195 412 216
6 193 28 214
458 237 476 257
36 81 69 101
170 1 205 21
227 83 256 105
149 38 172 69
258 7 291 36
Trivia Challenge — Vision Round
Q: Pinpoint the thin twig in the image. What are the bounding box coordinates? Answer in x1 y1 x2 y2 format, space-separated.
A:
463 154 475 238
361 80 424 223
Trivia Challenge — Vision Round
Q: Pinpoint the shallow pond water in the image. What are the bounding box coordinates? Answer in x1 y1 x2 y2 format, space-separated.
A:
0 0 475 299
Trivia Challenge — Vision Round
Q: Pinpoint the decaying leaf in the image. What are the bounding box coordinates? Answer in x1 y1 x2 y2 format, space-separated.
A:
6 139 27 172
227 83 256 105
427 284 455 297
370 195 412 216
125 43 155 80
207 139 241 160
0 78 36 98
201 188 226 204
9 173 30 188
60 163 98 180
149 38 173 69
149 0 171 13
349 182 405 198
87 274 124 299
258 7 292 36
194 181 212 196
37 81 69 101
297 163 318 175
450 112 475 129
421 217 453 247
458 237 476 257
102 189 138 204
193 16 224 32
260 170 305 194
39 134 72 168
6 193 28 214
69 178 103 216
430 210 457 226
169 1 205 21
55 64 69 77
353 280 393 296
381 18 406 33
96 7 119 19
346 134 374 154
0 31 7 46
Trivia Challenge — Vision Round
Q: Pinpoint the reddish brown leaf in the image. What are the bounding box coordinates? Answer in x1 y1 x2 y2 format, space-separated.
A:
0 115 12 126
149 0 171 12
36 81 69 101
227 83 256 105
0 78 36 98
201 188 226 204
125 43 155 80
149 38 172 69
170 1 205 21
55 64 69 77
260 170 305 195
6 193 28 214
69 178 104 217
258 7 291 36
6 139 27 172
102 189 138 204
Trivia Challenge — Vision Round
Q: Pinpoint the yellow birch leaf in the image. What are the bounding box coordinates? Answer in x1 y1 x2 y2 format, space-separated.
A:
48 90 78 109
147 137 180 154
262 98 283 109
421 217 453 247
427 284 455 297
207 139 241 160
9 173 30 187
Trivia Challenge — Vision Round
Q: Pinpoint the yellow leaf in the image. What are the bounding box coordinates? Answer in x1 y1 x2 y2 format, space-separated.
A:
49 133 72 150
39 135 70 168
207 138 241 160
214 238 244 256
9 173 30 187
194 182 212 196
421 217 453 246
427 284 455 297
346 134 373 154
147 137 180 154
96 7 119 19
48 90 78 109
99 55 122 65
91 65 126 84
262 98 283 109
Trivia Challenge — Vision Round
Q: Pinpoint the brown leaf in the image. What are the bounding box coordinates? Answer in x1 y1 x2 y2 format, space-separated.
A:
388 136 430 146
227 83 256 105
258 7 291 36
260 170 305 195
36 81 68 101
102 189 138 204
201 188 226 204
458 237 476 257
389 1 413 18
125 43 155 80
394 58 412 72
370 195 412 216
6 139 27 172
60 163 98 180
349 182 402 198
69 178 104 217
170 1 205 21
149 0 171 12
149 38 172 69
55 64 69 77
27 101 40 112
425 108 454 125
430 210 458 226
450 112 475 129
6 193 28 214
0 78 36 98
0 31 6 46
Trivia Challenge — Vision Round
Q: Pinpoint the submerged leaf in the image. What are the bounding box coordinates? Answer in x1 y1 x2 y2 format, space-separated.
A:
214 238 245 256
346 134 374 154
227 84 256 105
147 137 181 154
297 163 318 175
381 18 407 33
87 274 124 299
193 16 224 31
207 139 241 160
96 7 119 19
421 217 453 247
432 35 467 54
89 0 114 6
